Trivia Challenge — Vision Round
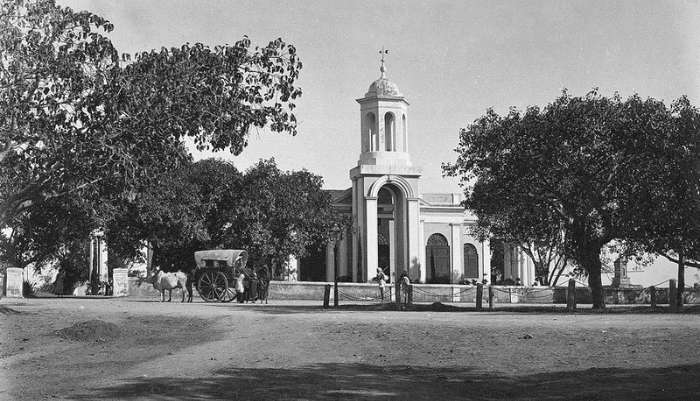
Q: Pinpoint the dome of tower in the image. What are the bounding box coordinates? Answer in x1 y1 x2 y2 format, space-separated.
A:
365 77 402 98
364 59 403 98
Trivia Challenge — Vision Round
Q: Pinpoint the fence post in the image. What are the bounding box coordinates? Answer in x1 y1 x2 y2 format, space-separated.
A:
566 278 576 312
649 286 657 311
408 285 413 306
323 284 331 308
488 285 494 311
476 283 483 311
669 279 677 313
333 279 339 307
395 280 401 305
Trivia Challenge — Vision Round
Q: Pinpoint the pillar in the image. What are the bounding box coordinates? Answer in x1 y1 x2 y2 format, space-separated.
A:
365 197 378 282
407 198 421 280
481 238 491 284
5 267 23 297
325 242 336 282
450 224 461 283
338 236 348 278
287 255 298 281
419 219 426 283
388 219 396 281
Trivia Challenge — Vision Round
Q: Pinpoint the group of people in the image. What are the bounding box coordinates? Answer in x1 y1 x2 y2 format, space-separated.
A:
235 268 268 303
373 267 411 305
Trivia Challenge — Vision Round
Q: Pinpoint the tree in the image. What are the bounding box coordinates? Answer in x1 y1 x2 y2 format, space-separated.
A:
466 182 569 286
1 0 303 270
621 96 700 307
196 158 347 277
105 159 210 273
1 0 303 229
444 90 675 309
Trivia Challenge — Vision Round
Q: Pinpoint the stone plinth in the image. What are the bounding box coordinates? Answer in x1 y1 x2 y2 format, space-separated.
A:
5 267 23 298
112 268 129 297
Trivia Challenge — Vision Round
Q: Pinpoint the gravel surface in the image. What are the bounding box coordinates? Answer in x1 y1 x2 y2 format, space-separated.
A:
1 297 699 400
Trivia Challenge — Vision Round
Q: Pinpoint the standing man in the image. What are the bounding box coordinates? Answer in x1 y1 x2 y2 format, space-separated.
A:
374 267 388 302
400 271 411 308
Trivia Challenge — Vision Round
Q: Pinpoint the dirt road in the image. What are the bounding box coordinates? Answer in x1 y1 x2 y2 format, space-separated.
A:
1 297 699 400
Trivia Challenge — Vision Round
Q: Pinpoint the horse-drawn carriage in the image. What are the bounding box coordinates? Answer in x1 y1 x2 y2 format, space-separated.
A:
193 249 268 303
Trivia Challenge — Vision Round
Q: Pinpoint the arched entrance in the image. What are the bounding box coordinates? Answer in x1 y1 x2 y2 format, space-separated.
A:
374 184 407 282
426 233 450 283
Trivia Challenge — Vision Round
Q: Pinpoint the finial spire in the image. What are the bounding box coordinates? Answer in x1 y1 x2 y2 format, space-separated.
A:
379 47 388 78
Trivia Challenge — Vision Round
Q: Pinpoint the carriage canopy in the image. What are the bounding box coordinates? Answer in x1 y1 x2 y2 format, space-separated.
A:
194 249 248 270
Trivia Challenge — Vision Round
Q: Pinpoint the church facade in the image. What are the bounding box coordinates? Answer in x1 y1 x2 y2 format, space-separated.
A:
296 63 536 285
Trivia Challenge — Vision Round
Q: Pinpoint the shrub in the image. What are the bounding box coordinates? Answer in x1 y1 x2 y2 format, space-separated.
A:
23 280 36 298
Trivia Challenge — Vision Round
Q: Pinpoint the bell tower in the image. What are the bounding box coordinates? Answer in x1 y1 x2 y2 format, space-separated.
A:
356 51 412 167
350 50 422 283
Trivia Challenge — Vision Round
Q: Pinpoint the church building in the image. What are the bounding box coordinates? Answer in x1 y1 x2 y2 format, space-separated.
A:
296 59 535 285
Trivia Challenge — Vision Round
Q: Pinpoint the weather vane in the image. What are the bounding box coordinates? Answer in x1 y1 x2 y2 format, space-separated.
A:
379 47 389 78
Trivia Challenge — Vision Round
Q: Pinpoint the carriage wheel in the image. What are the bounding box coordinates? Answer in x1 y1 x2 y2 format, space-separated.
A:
198 270 227 302
213 272 229 302
216 272 236 303
219 285 237 303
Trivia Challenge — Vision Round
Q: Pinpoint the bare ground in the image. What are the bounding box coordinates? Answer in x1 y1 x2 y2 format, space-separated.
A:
1 297 699 400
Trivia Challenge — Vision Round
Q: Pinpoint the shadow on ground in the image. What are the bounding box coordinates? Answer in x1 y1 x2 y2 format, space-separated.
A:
79 362 700 400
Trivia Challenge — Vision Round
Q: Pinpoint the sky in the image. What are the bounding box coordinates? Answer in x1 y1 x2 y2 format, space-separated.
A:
61 0 700 193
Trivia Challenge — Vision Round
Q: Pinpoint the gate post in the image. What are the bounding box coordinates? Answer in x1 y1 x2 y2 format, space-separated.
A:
669 279 678 313
407 284 413 306
323 284 331 308
566 278 576 312
395 280 401 305
476 283 483 311
488 285 494 311
333 279 339 307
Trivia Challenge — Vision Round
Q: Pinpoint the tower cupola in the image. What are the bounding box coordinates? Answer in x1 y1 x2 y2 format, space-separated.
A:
356 50 411 167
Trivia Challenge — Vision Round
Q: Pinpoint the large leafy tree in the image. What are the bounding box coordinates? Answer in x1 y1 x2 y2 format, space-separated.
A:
622 96 700 307
467 185 569 286
445 90 675 309
193 158 347 277
1 0 302 268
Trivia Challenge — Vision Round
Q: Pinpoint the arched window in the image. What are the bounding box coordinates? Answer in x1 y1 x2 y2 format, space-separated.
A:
426 233 450 283
366 112 377 151
463 243 479 279
384 112 395 151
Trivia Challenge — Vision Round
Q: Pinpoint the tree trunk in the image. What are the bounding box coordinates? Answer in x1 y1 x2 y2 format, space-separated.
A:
677 253 685 308
581 246 605 310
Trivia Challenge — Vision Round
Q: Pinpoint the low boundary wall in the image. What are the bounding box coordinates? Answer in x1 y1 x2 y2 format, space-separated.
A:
127 277 700 304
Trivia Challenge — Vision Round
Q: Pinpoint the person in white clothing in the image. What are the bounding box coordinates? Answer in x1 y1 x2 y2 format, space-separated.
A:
374 267 388 302
236 272 245 303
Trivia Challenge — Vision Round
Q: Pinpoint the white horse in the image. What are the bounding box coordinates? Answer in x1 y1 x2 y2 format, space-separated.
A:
151 268 192 302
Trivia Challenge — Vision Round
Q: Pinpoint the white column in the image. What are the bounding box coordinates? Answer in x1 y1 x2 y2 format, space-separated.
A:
351 178 360 282
450 224 461 283
419 219 425 283
338 236 348 278
325 242 336 282
99 237 109 283
388 219 396 281
407 198 421 281
481 239 491 284
88 236 95 283
287 255 298 281
365 197 378 282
